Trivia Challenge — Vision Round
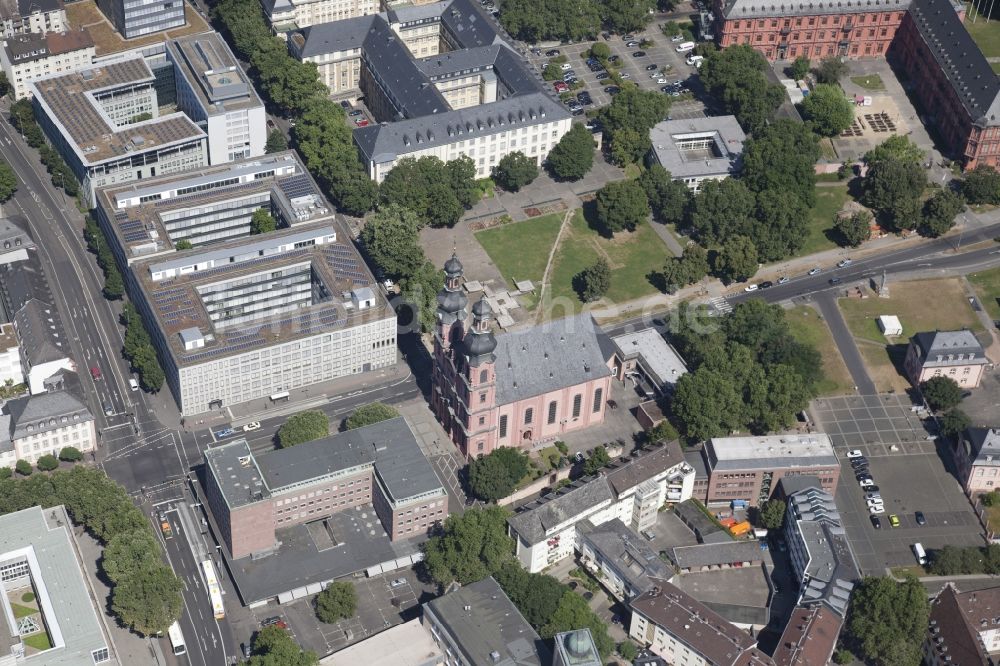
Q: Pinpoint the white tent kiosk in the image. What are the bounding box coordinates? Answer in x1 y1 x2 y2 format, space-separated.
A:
878 315 903 337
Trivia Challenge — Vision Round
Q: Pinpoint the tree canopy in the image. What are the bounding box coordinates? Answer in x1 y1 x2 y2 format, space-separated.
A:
583 445 610 475
0 160 17 203
835 211 872 248
800 83 854 137
595 180 650 234
468 447 531 501
863 135 924 167
698 45 784 133
574 258 612 302
265 129 287 154
111 565 185 636
687 178 755 245
599 88 670 165
422 506 514 586
920 376 963 411
638 165 691 226
940 408 972 439
492 152 539 192
360 205 426 281
314 582 358 624
660 244 709 293
498 0 601 42
846 576 929 666
814 57 848 84
379 156 475 228
250 208 276 234
789 56 810 80
862 156 927 231
712 235 758 285
740 119 819 208
278 410 330 447
758 499 785 530
247 626 318 666
962 165 1000 205
345 402 399 430
547 125 595 181
921 188 964 238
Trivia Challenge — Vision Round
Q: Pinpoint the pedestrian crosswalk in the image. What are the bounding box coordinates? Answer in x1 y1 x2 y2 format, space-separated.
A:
709 296 733 315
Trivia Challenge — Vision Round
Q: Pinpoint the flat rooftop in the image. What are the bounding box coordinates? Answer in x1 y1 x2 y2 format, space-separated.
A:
167 33 263 115
672 567 772 627
131 222 390 368
65 0 210 56
649 116 746 180
424 577 549 666
611 328 687 388
0 506 112 666
319 618 443 665
97 152 332 259
706 434 838 472
30 58 205 166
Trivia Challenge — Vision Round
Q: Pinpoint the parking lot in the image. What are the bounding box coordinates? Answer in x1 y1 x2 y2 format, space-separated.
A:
811 393 936 454
835 450 984 575
523 26 710 116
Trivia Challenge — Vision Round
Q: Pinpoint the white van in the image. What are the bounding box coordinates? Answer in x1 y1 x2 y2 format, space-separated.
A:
129 378 139 392
675 41 695 53
913 542 927 565
687 54 704 66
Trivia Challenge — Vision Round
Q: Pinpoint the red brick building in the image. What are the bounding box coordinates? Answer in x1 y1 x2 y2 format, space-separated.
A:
204 417 448 559
892 0 1000 169
714 0 908 60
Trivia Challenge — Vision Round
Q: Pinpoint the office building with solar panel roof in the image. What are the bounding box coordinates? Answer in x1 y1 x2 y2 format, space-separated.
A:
122 220 395 416
30 57 208 206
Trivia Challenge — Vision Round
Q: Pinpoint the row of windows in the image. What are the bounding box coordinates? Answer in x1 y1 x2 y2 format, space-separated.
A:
729 12 901 29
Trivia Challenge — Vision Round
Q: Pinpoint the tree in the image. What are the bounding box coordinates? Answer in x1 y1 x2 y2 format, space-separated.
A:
15 460 31 476
758 499 786 530
0 160 16 202
583 445 610 475
265 129 288 154
712 235 758 284
278 410 330 447
698 45 784 133
599 87 671 165
492 152 538 192
314 582 357 624
660 243 709 292
740 120 819 207
671 369 745 441
749 188 809 260
248 626 319 666
547 125 595 181
58 446 83 462
862 158 927 230
495 563 569 628
0 468 9 480
422 506 514 586
111 565 184 636
863 135 924 168
468 447 531 501
940 408 972 439
498 0 601 43
814 57 848 84
638 165 691 225
399 259 444 333
360 205 426 281
833 649 853 665
379 156 469 228
603 0 654 34
618 641 639 662
962 165 1000 205
920 376 963 411
834 211 872 247
921 188 964 237
687 178 755 244
847 576 929 666
345 402 399 430
595 180 649 234
250 208 277 234
607 127 651 167
174 239 193 250
447 155 479 209
574 258 611 302
102 529 161 585
800 84 854 137
36 455 58 472
541 590 615 658
789 55 811 80
590 43 611 60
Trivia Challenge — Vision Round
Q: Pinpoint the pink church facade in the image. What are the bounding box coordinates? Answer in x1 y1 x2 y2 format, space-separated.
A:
431 254 613 459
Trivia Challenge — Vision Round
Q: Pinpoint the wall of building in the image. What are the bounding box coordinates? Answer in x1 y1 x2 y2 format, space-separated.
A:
25 358 74 395
373 490 448 540
11 418 95 465
96 0 185 39
629 611 710 666
1 8 66 38
0 344 23 387
715 7 904 60
903 349 986 388
706 467 840 506
272 468 373 530
268 0 377 30
228 499 278 559
1 43 96 100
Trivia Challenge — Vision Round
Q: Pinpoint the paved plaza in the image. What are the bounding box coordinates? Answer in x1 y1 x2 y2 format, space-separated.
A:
810 393 935 452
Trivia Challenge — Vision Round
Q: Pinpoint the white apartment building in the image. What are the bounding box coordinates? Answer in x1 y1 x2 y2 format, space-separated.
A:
508 443 695 573
0 389 96 468
0 323 22 389
0 29 93 100
0 0 66 37
264 0 376 33
167 34 266 165
31 57 208 206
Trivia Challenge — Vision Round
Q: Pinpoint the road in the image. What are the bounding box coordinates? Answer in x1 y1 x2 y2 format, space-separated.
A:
814 292 876 394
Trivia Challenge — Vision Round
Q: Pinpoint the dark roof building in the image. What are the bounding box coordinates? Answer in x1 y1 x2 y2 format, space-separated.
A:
772 604 843 666
925 583 1000 665
422 576 551 666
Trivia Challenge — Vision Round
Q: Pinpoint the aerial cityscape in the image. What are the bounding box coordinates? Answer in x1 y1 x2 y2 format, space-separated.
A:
2 0 1000 660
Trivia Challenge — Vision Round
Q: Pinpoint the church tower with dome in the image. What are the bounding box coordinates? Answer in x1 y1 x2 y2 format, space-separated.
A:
430 254 613 459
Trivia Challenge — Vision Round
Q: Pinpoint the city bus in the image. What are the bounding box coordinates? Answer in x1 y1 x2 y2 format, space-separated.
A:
167 621 186 656
201 559 225 620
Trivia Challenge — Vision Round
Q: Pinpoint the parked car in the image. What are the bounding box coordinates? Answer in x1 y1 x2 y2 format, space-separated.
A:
837 258 853 267
632 51 646 57
619 72 631 79
560 62 572 70
216 428 235 438
778 276 789 284
546 49 561 56
655 77 668 84
390 578 407 588
869 505 885 515
608 55 620 63
645 63 659 71
808 267 821 276
626 40 640 47
670 34 684 42
554 82 569 92
863 485 880 493
577 92 592 105
129 378 140 391
596 72 610 80
847 449 864 458
339 100 352 109
759 281 773 289
348 109 364 117
243 421 261 432
870 515 882 529
744 284 759 292
915 511 926 526
889 514 901 528
859 478 875 488
354 118 370 127
160 518 173 539
261 617 288 630
604 85 621 94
